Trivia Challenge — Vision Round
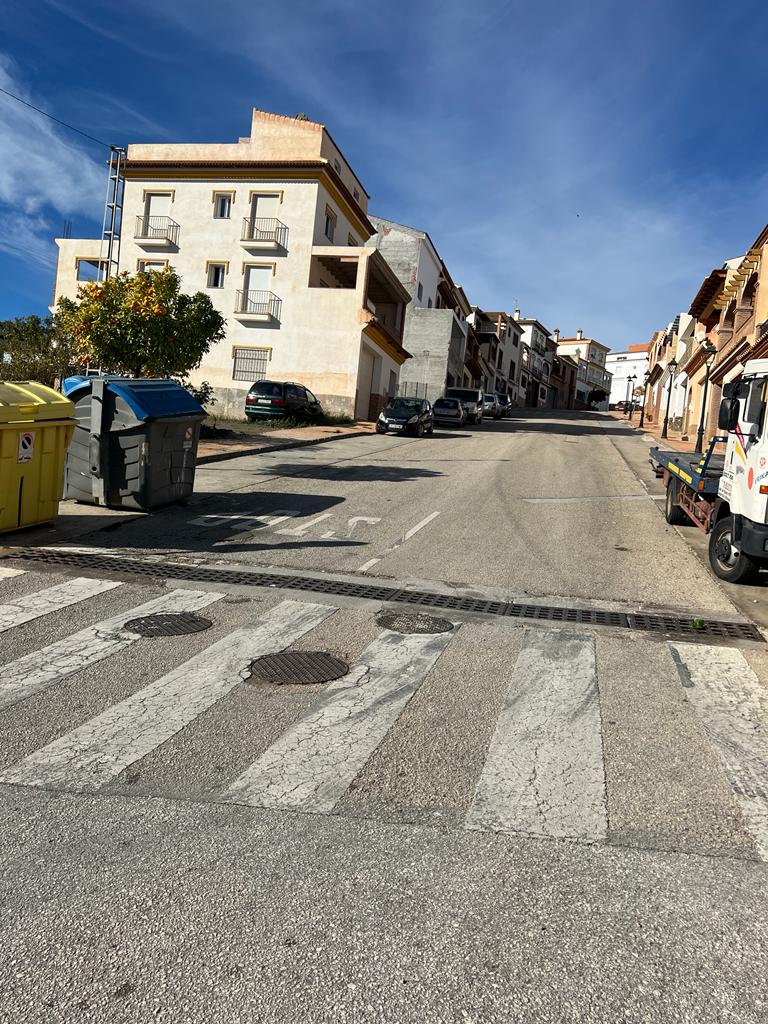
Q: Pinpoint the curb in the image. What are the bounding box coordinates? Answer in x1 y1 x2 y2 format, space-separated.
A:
196 428 374 466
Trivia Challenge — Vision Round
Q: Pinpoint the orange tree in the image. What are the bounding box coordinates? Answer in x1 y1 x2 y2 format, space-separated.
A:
55 268 225 378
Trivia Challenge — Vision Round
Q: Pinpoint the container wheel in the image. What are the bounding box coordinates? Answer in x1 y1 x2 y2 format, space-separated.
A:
708 516 761 584
664 478 687 525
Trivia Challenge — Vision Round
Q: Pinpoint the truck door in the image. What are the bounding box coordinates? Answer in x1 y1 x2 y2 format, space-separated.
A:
730 377 768 522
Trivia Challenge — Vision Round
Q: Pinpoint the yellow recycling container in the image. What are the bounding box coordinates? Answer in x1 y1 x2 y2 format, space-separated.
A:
0 382 76 533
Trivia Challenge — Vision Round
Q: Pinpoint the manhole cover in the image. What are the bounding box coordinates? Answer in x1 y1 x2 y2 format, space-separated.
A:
124 612 213 637
246 651 349 686
376 611 454 634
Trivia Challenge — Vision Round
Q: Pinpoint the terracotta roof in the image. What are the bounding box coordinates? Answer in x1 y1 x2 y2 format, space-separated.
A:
688 268 726 318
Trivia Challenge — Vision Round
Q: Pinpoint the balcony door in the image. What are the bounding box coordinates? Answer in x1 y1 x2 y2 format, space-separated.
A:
243 265 272 310
249 194 279 236
142 192 171 236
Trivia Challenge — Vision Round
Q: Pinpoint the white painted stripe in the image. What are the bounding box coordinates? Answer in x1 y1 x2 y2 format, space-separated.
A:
465 631 606 840
0 567 25 580
521 495 649 504
223 626 455 813
0 601 335 792
403 511 440 540
671 642 768 860
276 513 333 536
0 589 223 713
0 577 122 634
356 511 440 571
190 510 299 529
357 558 381 572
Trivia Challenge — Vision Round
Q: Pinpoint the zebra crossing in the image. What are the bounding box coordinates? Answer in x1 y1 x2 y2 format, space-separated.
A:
0 567 767 859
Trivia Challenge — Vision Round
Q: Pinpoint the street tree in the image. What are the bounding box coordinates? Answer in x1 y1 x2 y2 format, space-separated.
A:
55 268 226 379
0 315 79 388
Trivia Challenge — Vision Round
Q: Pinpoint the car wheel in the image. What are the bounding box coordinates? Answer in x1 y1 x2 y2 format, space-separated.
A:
427 422 434 435
376 424 385 434
664 478 687 525
708 515 761 583
417 422 425 437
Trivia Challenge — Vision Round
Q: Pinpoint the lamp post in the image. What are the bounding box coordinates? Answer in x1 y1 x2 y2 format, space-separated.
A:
639 371 650 428
661 357 678 439
626 374 637 419
694 342 718 454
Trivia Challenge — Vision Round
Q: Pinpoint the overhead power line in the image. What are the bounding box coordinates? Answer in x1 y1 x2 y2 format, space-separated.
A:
0 85 111 148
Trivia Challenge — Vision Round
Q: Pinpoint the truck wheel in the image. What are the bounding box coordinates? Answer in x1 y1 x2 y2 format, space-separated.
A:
664 479 687 525
708 516 761 584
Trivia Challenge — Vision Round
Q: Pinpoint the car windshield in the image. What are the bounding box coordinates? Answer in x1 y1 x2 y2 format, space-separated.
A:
435 399 457 408
250 382 283 397
388 399 421 413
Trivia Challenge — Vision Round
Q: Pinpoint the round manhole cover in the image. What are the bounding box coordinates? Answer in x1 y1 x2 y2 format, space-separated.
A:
124 612 213 637
376 611 454 635
246 651 349 686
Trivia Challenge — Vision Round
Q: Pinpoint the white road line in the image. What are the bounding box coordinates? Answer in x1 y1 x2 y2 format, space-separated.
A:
190 510 299 530
276 513 334 536
0 568 25 580
671 642 768 860
223 626 455 813
0 577 122 634
0 600 335 792
356 511 440 571
0 589 223 713
465 631 606 841
521 495 649 504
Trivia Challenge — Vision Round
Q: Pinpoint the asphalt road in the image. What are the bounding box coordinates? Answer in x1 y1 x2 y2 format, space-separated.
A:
1 410 766 1024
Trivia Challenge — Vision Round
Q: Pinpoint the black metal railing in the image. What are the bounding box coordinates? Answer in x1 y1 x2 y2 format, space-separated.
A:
235 290 282 320
135 215 180 245
241 218 288 247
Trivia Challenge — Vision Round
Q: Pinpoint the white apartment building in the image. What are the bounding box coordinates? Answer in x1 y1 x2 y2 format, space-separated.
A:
556 330 612 409
606 347 649 406
53 109 411 419
516 316 554 407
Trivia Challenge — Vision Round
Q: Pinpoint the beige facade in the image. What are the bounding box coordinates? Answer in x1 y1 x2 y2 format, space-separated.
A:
53 109 411 419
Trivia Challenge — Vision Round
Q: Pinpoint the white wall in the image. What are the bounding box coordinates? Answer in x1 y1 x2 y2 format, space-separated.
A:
606 351 648 405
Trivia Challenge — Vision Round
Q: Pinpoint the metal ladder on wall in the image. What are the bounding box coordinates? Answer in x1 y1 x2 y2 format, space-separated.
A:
99 146 126 281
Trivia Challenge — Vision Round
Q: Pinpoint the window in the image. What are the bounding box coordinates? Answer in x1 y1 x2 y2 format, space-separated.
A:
213 193 232 219
388 370 397 395
207 263 226 288
232 347 270 382
324 206 337 241
348 234 357 246
353 188 360 201
417 282 423 301
137 260 167 274
286 384 305 400
427 298 433 308
334 158 341 174
76 258 107 281
513 336 519 347
539 385 547 401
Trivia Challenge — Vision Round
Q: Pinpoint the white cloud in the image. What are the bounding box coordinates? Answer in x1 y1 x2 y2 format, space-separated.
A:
0 54 104 268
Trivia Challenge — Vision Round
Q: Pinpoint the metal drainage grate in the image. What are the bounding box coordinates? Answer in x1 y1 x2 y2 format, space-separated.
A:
246 651 348 686
124 612 213 637
376 611 454 635
1 549 764 645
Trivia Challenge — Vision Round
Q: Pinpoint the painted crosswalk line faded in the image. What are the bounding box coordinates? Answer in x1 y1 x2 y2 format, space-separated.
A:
465 630 606 841
0 601 335 792
0 577 121 634
671 642 768 860
0 589 223 712
223 626 455 813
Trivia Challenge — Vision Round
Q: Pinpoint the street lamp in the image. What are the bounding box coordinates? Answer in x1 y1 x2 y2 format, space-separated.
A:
661 357 678 439
694 342 718 454
639 371 650 428
626 374 637 419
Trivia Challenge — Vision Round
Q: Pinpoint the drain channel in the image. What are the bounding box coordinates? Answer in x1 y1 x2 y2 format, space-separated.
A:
1 549 763 645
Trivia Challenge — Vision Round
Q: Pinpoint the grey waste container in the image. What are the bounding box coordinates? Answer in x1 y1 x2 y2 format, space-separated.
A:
62 376 206 510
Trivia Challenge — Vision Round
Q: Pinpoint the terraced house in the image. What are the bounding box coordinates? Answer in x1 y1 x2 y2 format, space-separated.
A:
53 109 411 419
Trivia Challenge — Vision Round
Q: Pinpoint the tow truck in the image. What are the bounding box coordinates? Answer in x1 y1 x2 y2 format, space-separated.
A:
650 357 768 583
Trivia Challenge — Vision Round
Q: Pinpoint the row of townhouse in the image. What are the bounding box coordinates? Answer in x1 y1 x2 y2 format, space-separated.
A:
641 223 768 444
52 107 606 417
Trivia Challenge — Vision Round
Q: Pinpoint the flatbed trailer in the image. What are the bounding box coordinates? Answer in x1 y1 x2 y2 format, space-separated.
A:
649 436 727 532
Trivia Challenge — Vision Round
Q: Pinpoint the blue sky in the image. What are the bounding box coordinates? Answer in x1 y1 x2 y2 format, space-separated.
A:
1 0 766 348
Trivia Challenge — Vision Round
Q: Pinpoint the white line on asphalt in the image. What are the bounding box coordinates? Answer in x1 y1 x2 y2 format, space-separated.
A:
222 625 455 813
671 642 768 861
0 589 224 713
0 568 25 580
190 510 299 529
0 577 122 634
276 513 334 536
521 495 650 504
0 601 336 792
465 630 606 841
356 511 440 572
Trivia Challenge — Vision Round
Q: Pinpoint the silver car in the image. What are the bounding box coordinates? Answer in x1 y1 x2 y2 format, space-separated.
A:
483 394 501 420
432 397 467 427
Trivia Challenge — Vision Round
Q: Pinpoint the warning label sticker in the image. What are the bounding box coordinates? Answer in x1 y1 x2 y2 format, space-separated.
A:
17 431 35 463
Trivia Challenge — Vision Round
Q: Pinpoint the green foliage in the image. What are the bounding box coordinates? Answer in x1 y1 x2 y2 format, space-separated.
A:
0 315 79 387
177 377 217 410
55 268 226 378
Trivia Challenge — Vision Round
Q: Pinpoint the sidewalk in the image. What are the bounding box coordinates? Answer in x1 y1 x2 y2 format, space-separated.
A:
607 411 697 452
196 420 377 464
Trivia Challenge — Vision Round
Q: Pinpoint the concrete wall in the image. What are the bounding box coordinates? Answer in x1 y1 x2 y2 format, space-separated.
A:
369 220 441 307
398 307 467 401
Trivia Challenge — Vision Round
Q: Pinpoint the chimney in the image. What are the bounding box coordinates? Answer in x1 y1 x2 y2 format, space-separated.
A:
513 308 521 321
553 328 560 343
576 328 583 340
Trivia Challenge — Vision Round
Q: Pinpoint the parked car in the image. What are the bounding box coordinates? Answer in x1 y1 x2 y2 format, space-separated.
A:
444 386 484 424
496 394 512 417
432 397 467 428
376 397 434 436
483 393 502 420
245 380 323 421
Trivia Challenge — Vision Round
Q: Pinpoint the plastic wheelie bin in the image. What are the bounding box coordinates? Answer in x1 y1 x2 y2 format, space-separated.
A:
61 376 206 510
0 381 76 533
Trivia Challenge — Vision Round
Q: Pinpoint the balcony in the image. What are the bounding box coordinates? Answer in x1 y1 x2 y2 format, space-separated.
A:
134 215 180 247
241 217 289 250
235 289 282 322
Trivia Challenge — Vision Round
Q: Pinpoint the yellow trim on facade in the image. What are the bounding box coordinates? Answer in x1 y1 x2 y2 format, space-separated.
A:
240 260 277 275
230 344 272 358
211 189 236 203
247 189 284 203
362 321 408 366
141 188 175 202
136 257 170 271
205 259 230 271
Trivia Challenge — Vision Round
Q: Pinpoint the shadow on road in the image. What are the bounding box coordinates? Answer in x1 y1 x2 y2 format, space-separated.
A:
255 463 444 482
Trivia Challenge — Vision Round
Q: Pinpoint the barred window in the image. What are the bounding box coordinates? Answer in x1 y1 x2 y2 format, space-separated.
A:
232 347 270 382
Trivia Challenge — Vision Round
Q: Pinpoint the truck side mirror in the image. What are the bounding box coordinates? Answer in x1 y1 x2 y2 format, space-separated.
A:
718 398 740 431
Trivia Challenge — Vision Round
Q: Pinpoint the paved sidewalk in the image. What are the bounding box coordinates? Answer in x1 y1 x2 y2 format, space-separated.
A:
197 420 377 464
608 412 698 452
